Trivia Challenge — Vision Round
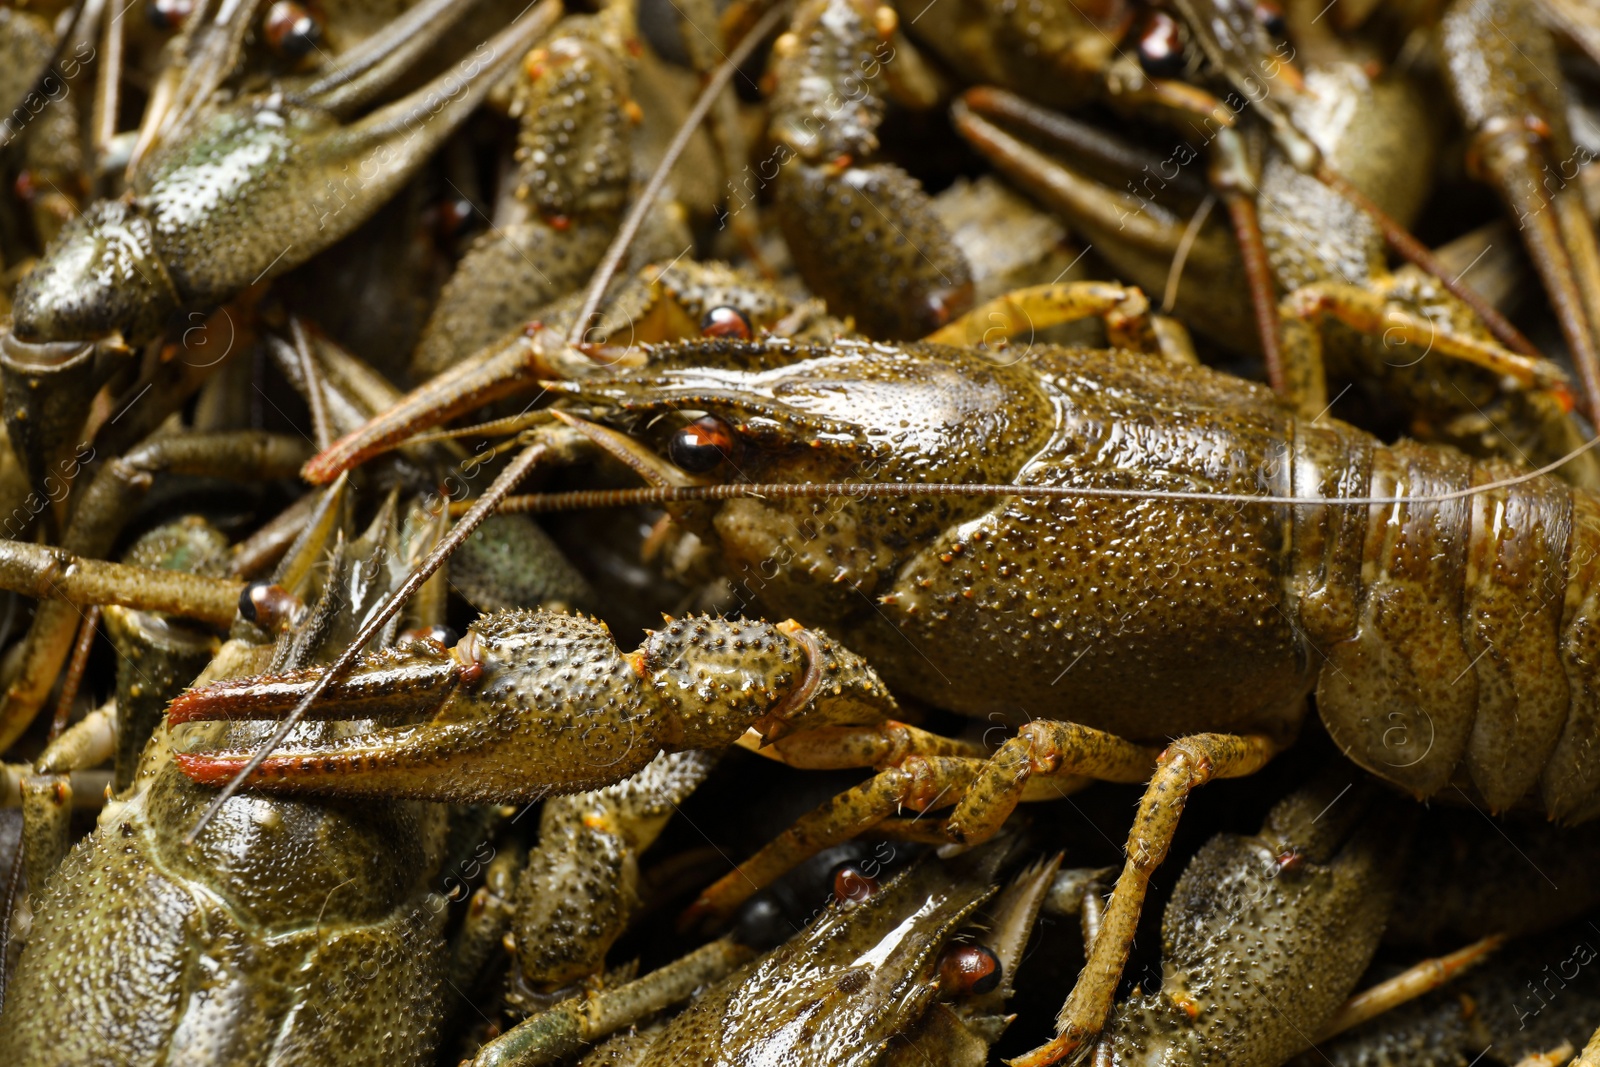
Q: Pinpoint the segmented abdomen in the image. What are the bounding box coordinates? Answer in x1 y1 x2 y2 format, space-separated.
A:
1292 420 1600 821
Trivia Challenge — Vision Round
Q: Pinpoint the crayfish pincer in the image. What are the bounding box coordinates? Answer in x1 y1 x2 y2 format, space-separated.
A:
7 0 556 345
195 298 1600 1064
169 612 898 801
0 0 559 493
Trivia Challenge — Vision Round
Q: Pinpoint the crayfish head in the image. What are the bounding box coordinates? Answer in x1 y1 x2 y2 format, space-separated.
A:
564 337 1054 611
11 200 177 346
706 847 1023 1063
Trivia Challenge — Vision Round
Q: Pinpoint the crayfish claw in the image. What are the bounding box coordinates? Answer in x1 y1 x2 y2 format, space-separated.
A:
171 611 668 804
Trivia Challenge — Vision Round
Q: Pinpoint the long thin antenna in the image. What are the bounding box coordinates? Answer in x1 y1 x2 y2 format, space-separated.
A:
460 431 1600 515
564 1 791 347
185 440 549 844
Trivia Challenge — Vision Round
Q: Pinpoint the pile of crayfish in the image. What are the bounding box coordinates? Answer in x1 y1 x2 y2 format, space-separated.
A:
4 0 1600 1064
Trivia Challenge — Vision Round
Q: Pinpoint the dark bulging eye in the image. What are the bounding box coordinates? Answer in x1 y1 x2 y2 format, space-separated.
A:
668 415 737 473
937 944 1002 997
238 582 301 632
733 895 790 951
831 862 879 905
700 305 753 340
264 1 324 60
1136 12 1186 80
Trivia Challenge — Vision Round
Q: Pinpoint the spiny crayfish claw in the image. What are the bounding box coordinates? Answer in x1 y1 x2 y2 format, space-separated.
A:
167 642 478 794
13 2 561 351
170 610 898 804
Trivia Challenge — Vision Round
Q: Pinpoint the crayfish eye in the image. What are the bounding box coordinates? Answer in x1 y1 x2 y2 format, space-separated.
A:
699 305 753 340
733 896 790 951
937 944 1002 997
668 415 737 473
830 862 879 905
264 1 324 60
146 0 195 30
238 582 302 632
1135 12 1186 80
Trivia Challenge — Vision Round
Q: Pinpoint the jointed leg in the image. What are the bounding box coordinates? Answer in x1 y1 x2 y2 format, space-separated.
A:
684 751 985 926
1279 281 1572 422
1011 732 1279 1067
1288 284 1563 390
1313 934 1503 1042
468 938 750 1067
735 719 980 769
1211 128 1287 396
689 719 1158 925
1441 0 1600 418
923 281 1157 355
946 720 1157 844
